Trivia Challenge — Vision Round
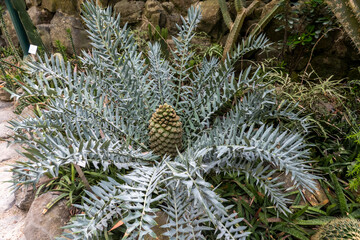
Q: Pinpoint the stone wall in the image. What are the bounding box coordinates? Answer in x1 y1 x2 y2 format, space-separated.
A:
1 0 215 54
0 0 287 55
1 0 359 79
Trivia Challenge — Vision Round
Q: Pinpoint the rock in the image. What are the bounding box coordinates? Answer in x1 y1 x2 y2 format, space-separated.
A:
316 30 357 60
170 0 196 14
275 173 299 201
144 0 166 27
15 185 35 211
311 55 348 78
315 32 335 51
0 88 11 102
28 0 42 7
23 192 71 240
195 0 221 34
36 24 52 52
166 38 176 50
166 13 182 34
0 167 15 213
0 122 13 139
114 0 145 26
348 67 360 80
50 12 91 55
294 56 309 72
27 6 54 26
3 11 19 46
144 211 169 240
0 142 22 163
0 103 16 123
15 176 50 211
0 164 26 240
144 1 162 16
0 213 26 240
25 0 33 8
162 2 175 13
0 103 26 240
42 0 79 15
302 181 329 206
41 0 56 12
263 18 285 42
277 173 329 206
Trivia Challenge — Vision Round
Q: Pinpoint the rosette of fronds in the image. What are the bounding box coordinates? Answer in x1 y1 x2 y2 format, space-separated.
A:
9 1 319 239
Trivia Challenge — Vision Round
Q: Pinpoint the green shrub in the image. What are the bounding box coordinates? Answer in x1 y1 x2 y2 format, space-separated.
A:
347 127 360 191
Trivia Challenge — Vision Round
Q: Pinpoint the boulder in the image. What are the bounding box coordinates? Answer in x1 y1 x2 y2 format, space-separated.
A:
162 2 175 13
15 176 50 211
170 0 196 14
166 13 182 34
23 192 71 240
29 0 42 7
311 55 348 78
0 88 11 102
42 0 79 15
41 0 57 12
27 6 53 26
50 12 90 55
328 32 348 59
0 164 26 240
36 24 52 52
0 142 21 163
114 0 145 26
14 186 35 211
144 0 166 28
0 168 15 213
25 0 33 8
195 0 221 34
0 122 13 139
262 18 285 42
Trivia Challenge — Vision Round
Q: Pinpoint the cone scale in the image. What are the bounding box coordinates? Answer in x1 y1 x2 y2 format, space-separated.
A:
312 218 360 240
149 103 183 157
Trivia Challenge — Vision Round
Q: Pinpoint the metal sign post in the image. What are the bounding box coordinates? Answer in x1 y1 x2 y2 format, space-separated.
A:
4 0 45 56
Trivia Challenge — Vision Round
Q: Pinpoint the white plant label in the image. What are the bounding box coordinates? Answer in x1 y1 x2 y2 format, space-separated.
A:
77 155 86 168
28 44 38 54
77 161 86 168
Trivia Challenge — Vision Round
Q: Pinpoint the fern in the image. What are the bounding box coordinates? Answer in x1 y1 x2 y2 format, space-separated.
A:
9 1 319 239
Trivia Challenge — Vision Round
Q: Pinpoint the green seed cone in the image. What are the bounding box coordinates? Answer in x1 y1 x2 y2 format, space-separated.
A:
149 103 183 157
312 218 360 240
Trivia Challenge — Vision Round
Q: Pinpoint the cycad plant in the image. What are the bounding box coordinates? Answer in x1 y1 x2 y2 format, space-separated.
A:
9 1 319 239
